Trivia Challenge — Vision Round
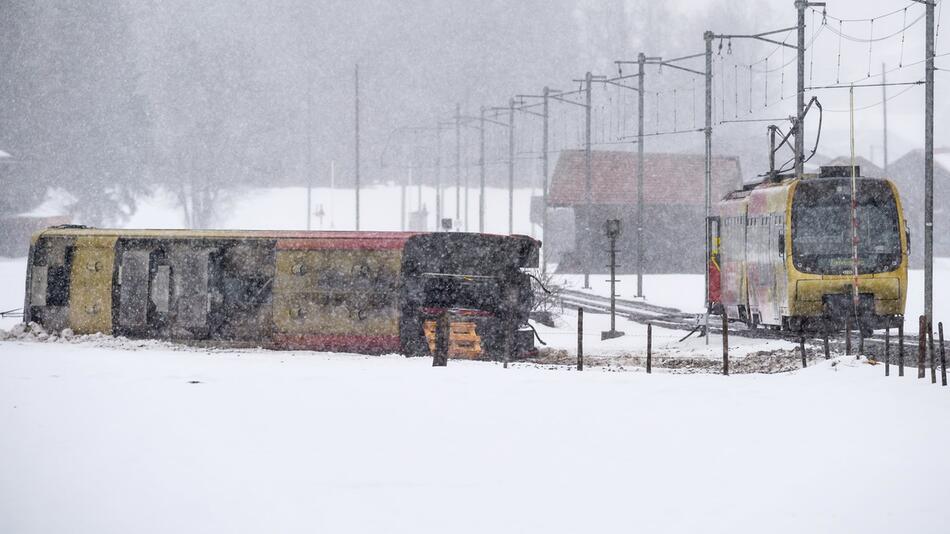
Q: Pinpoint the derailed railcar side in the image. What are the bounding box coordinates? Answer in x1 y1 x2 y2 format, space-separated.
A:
22 228 540 360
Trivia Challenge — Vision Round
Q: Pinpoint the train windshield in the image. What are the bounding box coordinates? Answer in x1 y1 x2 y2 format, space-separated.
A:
791 178 902 274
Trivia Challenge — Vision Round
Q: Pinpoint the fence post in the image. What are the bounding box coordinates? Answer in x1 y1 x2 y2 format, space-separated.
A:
845 318 852 355
939 322 947 387
858 327 864 356
884 327 890 377
721 313 729 376
433 311 449 367
800 335 807 368
928 319 936 384
577 308 584 371
918 315 927 379
898 321 905 377
823 332 830 359
646 323 652 374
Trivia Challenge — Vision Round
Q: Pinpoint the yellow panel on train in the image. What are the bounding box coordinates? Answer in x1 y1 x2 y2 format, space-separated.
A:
67 235 117 334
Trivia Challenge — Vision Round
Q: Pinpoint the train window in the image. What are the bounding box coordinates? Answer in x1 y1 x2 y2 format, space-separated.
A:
173 249 212 327
46 246 73 307
151 266 171 313
792 178 901 274
30 268 48 306
119 251 150 327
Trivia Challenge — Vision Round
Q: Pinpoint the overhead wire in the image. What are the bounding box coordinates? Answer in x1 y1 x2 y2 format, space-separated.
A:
819 2 918 23
822 83 918 113
823 12 925 43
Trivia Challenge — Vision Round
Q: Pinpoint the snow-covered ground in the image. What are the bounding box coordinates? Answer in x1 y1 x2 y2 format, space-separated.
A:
1 340 948 534
3 185 950 533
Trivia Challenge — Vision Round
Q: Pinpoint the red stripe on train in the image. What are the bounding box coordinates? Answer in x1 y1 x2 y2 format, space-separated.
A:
273 333 402 353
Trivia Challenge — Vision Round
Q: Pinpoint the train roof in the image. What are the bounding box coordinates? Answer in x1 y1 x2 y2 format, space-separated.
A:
34 227 539 247
721 173 892 202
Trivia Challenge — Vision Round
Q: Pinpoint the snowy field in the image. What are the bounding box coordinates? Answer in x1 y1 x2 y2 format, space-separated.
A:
1 339 949 534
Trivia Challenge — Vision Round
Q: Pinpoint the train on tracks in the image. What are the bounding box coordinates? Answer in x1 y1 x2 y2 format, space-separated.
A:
21 227 540 359
708 166 909 335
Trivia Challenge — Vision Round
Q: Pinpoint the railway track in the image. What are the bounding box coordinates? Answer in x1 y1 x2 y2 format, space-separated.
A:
556 289 933 366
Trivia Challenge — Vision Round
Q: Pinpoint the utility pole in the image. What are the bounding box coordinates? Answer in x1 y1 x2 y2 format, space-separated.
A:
479 107 486 233
435 125 442 226
514 88 554 273
925 0 935 322
704 31 713 342
354 63 361 230
794 1 825 177
636 53 646 298
508 98 516 235
584 71 593 289
618 53 697 298
455 103 461 224
305 71 313 231
402 167 409 231
541 87 549 275
882 63 889 175
795 1 806 178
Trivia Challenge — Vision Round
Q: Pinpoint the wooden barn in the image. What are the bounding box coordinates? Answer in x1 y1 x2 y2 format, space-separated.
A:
547 150 742 274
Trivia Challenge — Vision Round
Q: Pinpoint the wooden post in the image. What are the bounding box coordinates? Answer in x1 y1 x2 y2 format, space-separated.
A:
858 327 865 356
884 327 890 376
646 323 652 374
898 321 905 377
845 318 852 355
939 322 947 387
577 308 584 371
800 335 807 368
823 332 830 359
721 313 729 376
433 311 449 367
928 319 936 384
918 315 927 379
503 327 511 369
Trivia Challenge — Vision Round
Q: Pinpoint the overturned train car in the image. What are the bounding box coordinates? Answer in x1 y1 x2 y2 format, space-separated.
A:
23 228 540 359
709 170 908 333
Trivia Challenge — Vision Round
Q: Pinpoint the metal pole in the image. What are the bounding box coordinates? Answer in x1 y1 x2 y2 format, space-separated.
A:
610 235 617 332
306 74 313 231
541 87 550 275
882 63 889 175
924 0 935 322
704 31 713 345
479 107 486 233
455 103 461 223
577 308 584 371
508 98 515 235
584 71 593 288
354 64 361 230
435 125 442 226
794 0 805 178
401 168 407 231
636 53 645 298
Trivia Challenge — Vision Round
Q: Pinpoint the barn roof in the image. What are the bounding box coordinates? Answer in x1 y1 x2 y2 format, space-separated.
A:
548 150 742 207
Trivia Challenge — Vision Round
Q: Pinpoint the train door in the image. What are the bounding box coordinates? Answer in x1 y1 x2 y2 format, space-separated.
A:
67 236 117 334
706 216 721 312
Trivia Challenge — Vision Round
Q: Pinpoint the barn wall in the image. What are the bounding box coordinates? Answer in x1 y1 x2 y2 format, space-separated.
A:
552 204 705 274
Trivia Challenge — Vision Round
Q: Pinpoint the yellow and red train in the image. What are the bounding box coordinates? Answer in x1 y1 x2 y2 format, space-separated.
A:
23 227 540 358
709 167 908 333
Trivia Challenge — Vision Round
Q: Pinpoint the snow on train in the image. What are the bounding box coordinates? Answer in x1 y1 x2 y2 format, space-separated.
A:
708 166 909 334
22 227 540 359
